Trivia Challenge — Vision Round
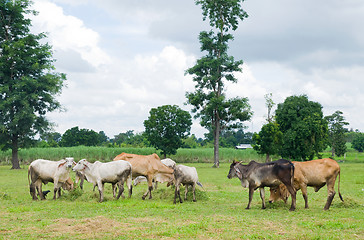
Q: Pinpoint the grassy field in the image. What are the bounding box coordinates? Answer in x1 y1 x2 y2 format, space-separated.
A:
0 147 267 164
1 162 363 239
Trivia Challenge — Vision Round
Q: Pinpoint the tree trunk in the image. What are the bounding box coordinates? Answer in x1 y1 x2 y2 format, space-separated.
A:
265 153 270 163
213 121 220 168
331 146 335 157
11 136 21 169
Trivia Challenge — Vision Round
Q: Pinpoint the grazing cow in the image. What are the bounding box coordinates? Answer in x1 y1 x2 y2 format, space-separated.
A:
113 153 174 200
269 158 344 210
227 159 296 211
173 164 203 204
132 158 177 188
28 157 75 200
73 159 132 202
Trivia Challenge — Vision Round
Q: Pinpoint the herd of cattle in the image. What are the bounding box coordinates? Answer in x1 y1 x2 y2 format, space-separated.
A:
27 153 343 210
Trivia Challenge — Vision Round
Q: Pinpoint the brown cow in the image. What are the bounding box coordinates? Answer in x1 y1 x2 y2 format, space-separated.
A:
269 158 343 210
113 153 174 200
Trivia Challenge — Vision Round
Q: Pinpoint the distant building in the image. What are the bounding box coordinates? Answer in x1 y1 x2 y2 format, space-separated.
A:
235 144 253 150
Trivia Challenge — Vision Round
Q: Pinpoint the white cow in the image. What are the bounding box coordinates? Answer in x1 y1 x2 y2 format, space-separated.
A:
28 157 75 200
73 159 132 202
173 164 203 204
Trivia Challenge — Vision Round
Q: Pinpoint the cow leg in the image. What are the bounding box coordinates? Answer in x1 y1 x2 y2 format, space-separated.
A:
142 176 153 200
300 184 309 208
57 186 62 199
285 185 296 211
154 181 158 190
259 187 266 209
112 184 117 198
126 175 133 198
246 187 255 209
324 178 337 210
184 184 189 200
35 181 46 200
116 181 124 200
79 177 84 190
173 183 178 204
98 182 104 202
174 181 182 204
30 182 38 200
192 183 197 202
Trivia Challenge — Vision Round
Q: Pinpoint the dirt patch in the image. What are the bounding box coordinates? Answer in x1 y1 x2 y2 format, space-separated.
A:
46 216 137 239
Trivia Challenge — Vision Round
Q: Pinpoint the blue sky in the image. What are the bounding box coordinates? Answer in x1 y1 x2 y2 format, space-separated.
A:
30 0 364 138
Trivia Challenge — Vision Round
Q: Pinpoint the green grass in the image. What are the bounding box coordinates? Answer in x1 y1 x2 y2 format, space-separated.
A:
1 162 364 239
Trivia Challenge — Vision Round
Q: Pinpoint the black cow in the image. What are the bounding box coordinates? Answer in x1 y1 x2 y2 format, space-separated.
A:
227 159 297 211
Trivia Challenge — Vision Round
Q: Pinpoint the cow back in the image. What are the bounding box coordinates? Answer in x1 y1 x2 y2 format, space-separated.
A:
293 158 340 186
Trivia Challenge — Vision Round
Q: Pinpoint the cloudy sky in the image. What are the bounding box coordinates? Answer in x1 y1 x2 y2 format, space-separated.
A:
29 0 364 139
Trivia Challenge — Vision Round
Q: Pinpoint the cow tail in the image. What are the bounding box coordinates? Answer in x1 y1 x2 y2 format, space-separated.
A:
291 163 295 186
28 166 31 186
338 170 344 202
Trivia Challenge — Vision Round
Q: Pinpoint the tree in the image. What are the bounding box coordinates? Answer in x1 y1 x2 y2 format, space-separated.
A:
39 131 62 147
253 122 282 162
186 0 252 168
325 111 349 157
352 133 364 152
275 95 328 160
265 93 275 123
0 1 65 169
60 127 100 147
144 105 192 158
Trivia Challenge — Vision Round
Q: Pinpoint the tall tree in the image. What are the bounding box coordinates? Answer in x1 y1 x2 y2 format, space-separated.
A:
275 95 328 160
186 0 252 167
144 105 192 158
0 0 65 169
325 111 349 157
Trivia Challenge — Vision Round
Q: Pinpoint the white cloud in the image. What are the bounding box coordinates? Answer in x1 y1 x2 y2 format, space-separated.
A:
31 0 111 68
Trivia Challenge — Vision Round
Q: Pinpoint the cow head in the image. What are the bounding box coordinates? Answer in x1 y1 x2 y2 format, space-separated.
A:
58 157 75 169
61 177 74 191
73 159 89 172
227 161 241 179
269 184 289 204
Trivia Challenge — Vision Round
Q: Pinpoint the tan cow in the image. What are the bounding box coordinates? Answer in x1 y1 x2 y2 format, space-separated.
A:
269 158 343 210
113 153 174 200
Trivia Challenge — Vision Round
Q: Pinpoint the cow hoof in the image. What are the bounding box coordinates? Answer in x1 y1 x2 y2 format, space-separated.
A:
193 200 197 202
289 208 295 211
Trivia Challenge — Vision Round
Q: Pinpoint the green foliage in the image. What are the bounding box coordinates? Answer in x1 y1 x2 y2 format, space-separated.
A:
187 0 251 167
275 95 328 160
325 111 349 157
112 130 149 147
220 129 252 148
196 0 248 32
252 122 282 161
144 105 192 157
352 133 364 152
59 127 102 147
0 0 65 168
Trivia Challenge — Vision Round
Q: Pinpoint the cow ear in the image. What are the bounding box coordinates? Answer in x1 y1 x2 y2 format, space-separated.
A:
58 161 66 168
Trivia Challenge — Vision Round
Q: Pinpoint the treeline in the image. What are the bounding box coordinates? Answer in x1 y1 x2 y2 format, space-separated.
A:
37 127 254 149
